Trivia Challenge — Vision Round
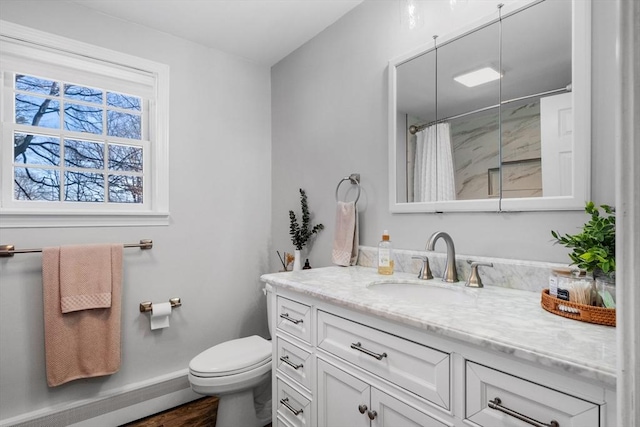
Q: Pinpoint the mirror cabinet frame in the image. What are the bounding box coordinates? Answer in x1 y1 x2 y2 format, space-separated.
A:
388 0 591 213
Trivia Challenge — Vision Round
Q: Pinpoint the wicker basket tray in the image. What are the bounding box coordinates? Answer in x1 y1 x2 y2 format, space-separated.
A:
541 289 616 327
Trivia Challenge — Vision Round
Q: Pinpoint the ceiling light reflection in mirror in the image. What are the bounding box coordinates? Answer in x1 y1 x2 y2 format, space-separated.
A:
454 67 502 88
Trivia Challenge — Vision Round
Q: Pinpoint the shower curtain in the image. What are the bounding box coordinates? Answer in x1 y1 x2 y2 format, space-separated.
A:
413 122 455 202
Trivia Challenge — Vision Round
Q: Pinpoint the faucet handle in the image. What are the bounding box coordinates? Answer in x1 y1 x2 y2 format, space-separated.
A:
412 256 433 280
466 261 493 288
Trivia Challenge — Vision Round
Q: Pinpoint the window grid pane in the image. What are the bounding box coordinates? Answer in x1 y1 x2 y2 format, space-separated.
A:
14 133 60 166
107 92 141 111
109 143 143 172
108 175 143 204
15 95 60 129
14 167 61 201
63 102 103 135
15 75 60 96
63 84 103 104
64 171 105 202
107 111 141 139
64 139 105 170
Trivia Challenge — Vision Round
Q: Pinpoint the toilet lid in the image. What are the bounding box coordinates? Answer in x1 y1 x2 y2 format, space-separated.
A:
189 335 272 378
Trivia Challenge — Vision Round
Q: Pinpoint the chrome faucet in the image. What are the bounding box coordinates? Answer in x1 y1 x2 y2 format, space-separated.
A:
466 260 494 288
411 256 433 280
426 231 459 283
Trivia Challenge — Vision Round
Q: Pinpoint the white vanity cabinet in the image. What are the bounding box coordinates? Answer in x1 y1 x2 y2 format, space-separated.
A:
269 285 616 427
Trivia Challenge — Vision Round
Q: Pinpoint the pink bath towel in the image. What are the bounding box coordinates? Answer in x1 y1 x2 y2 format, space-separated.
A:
331 201 359 266
42 244 123 387
60 244 113 313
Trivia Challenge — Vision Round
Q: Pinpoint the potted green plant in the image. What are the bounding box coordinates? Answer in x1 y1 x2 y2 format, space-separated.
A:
289 188 324 270
552 202 616 307
551 201 616 278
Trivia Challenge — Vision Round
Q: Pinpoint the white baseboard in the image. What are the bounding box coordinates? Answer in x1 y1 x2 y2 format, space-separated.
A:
1 370 201 427
68 388 200 427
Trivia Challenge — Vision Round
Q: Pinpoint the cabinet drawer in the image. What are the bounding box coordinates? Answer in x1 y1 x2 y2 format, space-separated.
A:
276 378 312 427
275 415 294 427
317 310 450 409
466 362 600 427
276 337 313 391
277 296 311 343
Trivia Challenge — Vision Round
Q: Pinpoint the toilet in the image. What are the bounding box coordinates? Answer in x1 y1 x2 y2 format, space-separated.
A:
188 285 273 427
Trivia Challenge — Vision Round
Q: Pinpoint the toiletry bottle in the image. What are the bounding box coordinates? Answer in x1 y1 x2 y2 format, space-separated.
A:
555 268 574 302
378 230 394 275
549 267 572 298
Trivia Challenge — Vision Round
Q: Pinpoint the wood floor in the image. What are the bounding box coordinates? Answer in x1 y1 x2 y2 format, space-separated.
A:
122 396 218 427
121 396 272 427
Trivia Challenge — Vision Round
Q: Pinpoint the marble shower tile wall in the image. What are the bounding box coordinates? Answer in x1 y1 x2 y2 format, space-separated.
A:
451 110 500 200
451 101 542 200
357 246 570 293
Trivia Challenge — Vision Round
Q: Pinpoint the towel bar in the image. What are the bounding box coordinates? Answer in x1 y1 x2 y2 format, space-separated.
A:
0 239 153 257
140 298 182 313
335 173 361 204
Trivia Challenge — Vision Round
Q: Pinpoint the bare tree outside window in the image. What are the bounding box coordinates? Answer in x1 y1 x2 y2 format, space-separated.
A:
13 74 144 203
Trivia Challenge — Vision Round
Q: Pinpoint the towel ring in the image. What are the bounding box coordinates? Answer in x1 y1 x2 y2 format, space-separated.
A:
335 173 361 204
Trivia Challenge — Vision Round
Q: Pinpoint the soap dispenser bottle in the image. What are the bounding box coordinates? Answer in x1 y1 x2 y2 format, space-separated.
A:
377 230 394 275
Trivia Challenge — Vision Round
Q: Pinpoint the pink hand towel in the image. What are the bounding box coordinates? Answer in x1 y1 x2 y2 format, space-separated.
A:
42 244 123 387
331 201 359 266
60 244 113 313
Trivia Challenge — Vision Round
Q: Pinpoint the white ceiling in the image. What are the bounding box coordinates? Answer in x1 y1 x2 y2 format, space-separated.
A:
68 0 364 67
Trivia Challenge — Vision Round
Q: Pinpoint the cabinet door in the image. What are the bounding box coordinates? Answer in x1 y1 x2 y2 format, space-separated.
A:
371 387 451 427
317 359 370 427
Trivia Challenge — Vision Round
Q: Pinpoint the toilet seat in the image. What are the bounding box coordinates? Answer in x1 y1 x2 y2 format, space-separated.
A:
189 335 271 378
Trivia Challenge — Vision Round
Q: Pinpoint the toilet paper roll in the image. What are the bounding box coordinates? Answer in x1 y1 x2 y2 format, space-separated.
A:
150 302 172 330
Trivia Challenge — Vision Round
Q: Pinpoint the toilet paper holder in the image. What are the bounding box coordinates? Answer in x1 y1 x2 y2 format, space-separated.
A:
139 298 181 313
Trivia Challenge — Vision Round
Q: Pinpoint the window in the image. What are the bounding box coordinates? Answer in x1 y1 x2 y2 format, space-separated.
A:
0 21 169 227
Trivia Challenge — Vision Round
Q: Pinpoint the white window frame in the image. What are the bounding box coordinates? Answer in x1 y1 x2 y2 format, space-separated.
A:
0 21 169 228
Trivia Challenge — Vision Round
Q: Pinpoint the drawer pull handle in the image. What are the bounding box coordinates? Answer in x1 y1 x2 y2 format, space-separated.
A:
358 404 368 414
350 342 387 360
280 313 303 324
280 355 303 370
280 397 303 416
488 398 559 427
367 410 378 420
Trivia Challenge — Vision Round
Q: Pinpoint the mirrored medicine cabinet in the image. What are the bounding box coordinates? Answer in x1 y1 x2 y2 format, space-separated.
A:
388 0 591 213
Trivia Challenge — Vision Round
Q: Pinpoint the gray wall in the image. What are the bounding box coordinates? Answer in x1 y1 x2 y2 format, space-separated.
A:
0 0 271 421
271 0 616 269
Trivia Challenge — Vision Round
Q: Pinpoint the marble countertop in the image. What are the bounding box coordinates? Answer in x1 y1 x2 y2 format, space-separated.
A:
261 266 616 386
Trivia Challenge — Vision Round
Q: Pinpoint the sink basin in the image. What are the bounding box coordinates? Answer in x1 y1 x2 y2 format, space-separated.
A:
367 281 477 305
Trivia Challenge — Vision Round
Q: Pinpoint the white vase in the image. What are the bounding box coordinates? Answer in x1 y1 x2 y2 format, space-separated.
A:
293 250 302 271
